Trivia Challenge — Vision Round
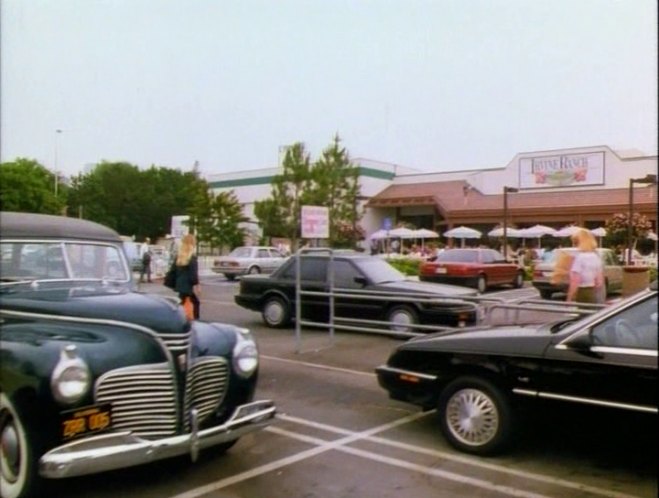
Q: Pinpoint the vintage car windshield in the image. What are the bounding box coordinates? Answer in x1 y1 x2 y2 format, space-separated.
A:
0 241 130 283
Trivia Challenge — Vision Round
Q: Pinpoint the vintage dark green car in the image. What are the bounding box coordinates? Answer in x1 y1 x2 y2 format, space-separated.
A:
0 212 276 498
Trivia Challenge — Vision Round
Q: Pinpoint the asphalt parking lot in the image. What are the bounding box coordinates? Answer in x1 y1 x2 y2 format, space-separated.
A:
50 276 657 498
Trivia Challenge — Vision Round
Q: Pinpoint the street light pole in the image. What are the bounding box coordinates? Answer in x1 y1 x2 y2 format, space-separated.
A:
503 186 519 261
627 174 658 265
54 129 63 196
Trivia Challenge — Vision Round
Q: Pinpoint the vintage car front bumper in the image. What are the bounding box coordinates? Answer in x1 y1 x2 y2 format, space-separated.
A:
40 400 276 479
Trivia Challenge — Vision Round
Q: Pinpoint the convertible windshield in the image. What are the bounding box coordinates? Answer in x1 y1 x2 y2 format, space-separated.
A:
0 241 130 282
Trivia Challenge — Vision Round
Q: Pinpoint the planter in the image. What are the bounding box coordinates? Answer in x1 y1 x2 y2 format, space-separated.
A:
622 266 650 297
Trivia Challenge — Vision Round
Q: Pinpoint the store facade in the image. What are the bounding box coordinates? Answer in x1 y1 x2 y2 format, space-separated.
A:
207 145 657 244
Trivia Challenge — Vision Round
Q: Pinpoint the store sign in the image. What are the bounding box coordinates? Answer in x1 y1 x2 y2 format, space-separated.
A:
170 215 190 238
519 152 605 189
301 205 329 239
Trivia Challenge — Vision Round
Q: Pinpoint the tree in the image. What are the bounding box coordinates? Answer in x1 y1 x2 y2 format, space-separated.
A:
0 158 67 214
308 135 362 248
254 142 312 249
605 212 652 250
68 161 205 241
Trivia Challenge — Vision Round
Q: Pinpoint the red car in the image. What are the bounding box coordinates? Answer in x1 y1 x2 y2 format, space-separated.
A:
419 248 524 293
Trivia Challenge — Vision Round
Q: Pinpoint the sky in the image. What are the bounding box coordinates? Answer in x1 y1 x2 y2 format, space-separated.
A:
1 0 657 178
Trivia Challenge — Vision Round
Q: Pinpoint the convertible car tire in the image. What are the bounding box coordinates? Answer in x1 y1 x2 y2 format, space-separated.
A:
437 376 513 456
262 296 291 328
0 393 41 498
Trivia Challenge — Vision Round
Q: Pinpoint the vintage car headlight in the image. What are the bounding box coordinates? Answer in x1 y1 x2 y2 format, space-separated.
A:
50 345 91 404
233 328 259 378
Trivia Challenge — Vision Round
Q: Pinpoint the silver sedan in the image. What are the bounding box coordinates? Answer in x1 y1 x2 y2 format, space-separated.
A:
212 246 287 280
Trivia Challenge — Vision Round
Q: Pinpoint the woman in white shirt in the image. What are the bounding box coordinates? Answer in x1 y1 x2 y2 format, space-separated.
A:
566 229 604 303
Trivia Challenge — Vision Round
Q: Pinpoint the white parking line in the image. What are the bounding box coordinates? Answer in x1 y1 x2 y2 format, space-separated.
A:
276 413 640 498
261 355 376 378
167 411 428 498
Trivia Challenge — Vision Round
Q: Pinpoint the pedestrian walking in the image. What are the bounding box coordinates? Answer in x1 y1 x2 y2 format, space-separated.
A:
139 237 152 283
172 234 201 319
566 229 604 303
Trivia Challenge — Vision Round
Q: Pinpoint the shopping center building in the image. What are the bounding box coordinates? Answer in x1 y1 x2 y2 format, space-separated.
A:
206 145 657 244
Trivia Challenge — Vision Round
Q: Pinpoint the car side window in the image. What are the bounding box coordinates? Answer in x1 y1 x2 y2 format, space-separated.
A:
591 295 658 349
331 260 362 289
481 250 494 264
281 258 327 282
257 249 269 258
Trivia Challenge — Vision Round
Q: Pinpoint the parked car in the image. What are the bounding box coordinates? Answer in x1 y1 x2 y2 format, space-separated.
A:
0 212 275 498
532 247 623 299
234 251 479 330
419 248 524 293
376 281 657 455
212 246 286 280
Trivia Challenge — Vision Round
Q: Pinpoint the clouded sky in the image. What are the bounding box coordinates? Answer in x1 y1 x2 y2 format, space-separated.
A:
1 0 657 177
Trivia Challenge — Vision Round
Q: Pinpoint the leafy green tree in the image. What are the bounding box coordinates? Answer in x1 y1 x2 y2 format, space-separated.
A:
67 161 205 241
308 135 362 248
254 142 312 249
604 212 652 250
0 158 66 214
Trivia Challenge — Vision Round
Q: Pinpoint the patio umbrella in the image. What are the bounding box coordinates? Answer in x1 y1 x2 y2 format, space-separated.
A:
412 228 439 250
590 227 607 247
389 227 416 239
554 225 583 238
518 224 557 250
488 226 523 238
443 226 482 248
368 229 390 240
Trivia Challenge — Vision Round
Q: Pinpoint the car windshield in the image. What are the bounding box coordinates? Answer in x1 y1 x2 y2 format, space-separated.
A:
436 250 479 263
229 247 253 258
0 241 130 283
358 258 406 284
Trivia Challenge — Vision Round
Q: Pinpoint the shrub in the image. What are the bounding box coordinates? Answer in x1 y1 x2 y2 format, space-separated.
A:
385 257 422 276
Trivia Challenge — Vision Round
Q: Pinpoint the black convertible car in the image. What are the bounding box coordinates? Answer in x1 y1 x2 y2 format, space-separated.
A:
0 212 275 498
234 251 479 331
376 281 657 455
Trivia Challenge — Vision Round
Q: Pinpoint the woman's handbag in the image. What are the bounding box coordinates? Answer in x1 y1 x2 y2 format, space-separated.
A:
181 296 194 320
164 264 176 289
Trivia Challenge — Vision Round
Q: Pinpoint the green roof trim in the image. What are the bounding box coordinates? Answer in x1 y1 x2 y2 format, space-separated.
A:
208 175 276 188
208 165 394 189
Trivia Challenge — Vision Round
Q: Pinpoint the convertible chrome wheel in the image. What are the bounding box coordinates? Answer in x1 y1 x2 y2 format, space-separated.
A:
438 377 513 455
445 388 499 447
0 393 37 498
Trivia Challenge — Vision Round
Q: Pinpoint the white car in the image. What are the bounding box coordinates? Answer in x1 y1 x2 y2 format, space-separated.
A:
212 246 286 280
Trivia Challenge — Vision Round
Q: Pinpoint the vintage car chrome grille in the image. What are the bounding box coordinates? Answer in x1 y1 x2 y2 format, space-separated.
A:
184 357 229 430
160 331 191 354
95 363 178 438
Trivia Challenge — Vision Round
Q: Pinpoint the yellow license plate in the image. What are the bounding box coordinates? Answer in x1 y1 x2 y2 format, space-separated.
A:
61 404 112 440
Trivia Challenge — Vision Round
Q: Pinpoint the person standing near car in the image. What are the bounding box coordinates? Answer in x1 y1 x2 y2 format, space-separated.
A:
139 237 152 283
566 229 604 303
173 234 201 319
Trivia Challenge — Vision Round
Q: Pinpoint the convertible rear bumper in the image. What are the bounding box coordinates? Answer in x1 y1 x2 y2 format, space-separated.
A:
40 400 276 479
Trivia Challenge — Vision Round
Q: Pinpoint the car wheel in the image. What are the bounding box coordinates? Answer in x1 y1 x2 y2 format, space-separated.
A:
386 305 419 334
224 274 236 281
476 275 487 293
262 296 291 328
437 376 513 455
513 271 524 289
0 393 40 498
248 266 260 275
